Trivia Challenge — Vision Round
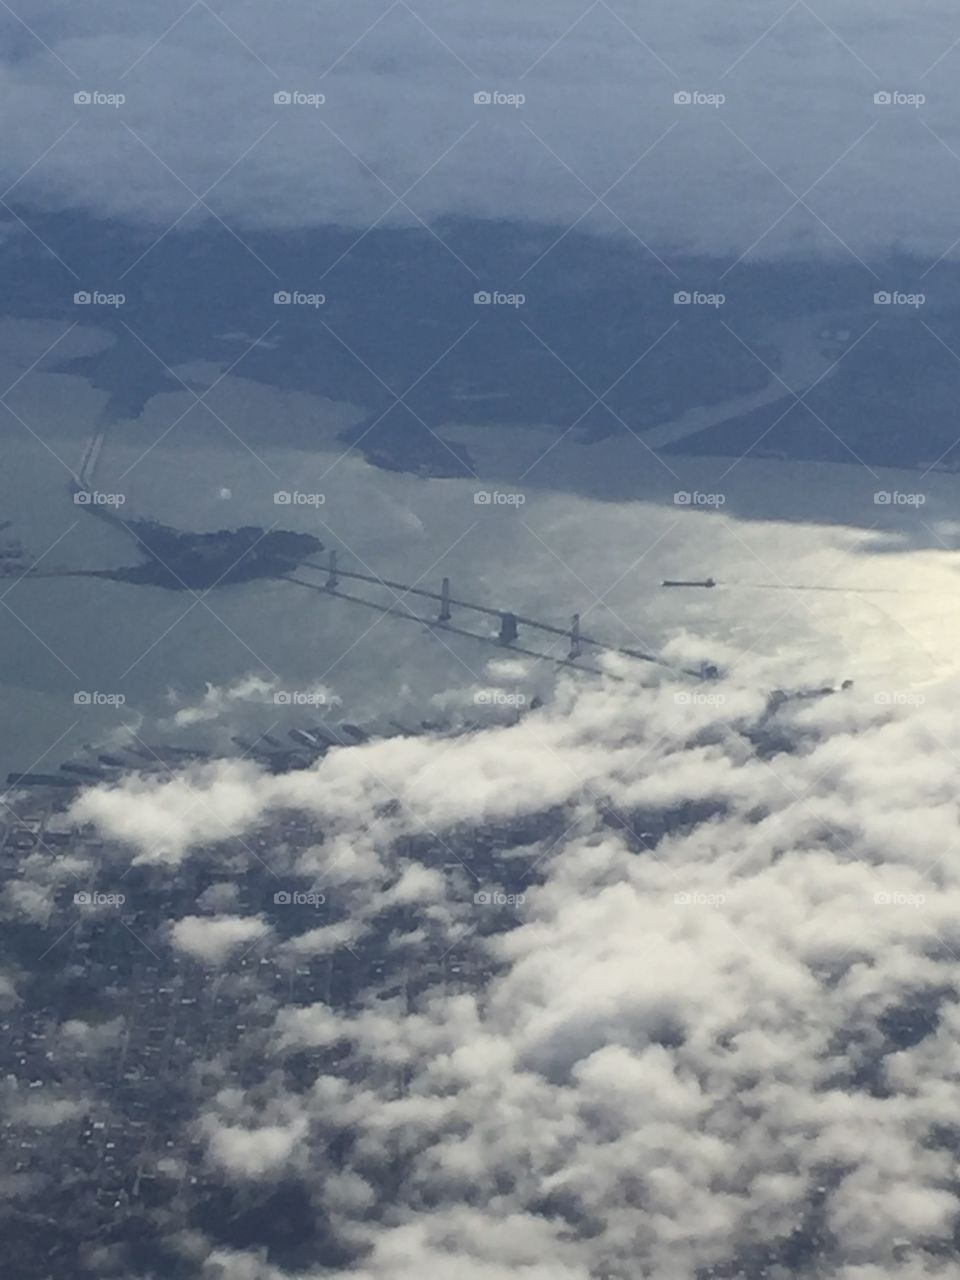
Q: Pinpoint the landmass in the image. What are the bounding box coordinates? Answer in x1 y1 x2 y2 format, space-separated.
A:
69 486 323 590
85 519 324 590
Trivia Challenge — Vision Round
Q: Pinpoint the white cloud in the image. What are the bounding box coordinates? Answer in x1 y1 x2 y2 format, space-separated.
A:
202 1115 307 1179
56 654 960 1274
165 675 280 728
171 913 268 963
72 760 269 864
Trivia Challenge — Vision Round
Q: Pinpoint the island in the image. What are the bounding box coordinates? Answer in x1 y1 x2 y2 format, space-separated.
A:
70 484 323 589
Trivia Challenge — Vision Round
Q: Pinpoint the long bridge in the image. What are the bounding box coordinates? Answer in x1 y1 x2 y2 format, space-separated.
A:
8 427 709 681
287 551 708 681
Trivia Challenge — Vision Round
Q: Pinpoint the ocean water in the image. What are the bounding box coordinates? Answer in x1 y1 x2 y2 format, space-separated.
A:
1 319 958 778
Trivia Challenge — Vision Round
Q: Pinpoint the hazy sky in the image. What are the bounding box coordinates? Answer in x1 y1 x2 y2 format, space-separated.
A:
3 0 960 264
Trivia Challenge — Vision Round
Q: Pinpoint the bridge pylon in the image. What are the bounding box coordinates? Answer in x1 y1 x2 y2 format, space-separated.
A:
438 576 452 623
498 612 518 645
569 613 582 660
325 549 339 590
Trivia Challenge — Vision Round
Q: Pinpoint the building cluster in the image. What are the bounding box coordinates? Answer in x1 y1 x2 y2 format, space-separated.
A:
0 744 549 1277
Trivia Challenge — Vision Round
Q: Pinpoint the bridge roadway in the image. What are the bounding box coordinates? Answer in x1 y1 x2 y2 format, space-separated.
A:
65 424 701 680
284 576 613 676
294 556 702 680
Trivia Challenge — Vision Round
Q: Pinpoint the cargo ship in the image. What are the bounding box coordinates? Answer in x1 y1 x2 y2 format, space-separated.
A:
662 577 716 588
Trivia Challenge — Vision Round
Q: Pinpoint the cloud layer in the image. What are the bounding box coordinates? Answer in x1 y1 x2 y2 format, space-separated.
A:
5 1 960 263
55 658 960 1276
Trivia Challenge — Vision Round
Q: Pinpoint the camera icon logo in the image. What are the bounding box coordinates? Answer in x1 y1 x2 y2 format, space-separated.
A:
874 91 892 105
273 690 291 704
674 891 692 904
673 291 691 304
673 491 692 505
273 890 292 904
73 690 92 704
474 291 492 305
273 491 292 504
73 490 92 505
273 291 292 305
274 91 292 105
74 891 92 904
474 891 492 904
474 490 492 504
74 91 92 105
674 691 691 705
74 291 91 305
874 491 892 505
474 91 492 105
674 91 692 105
874 291 892 305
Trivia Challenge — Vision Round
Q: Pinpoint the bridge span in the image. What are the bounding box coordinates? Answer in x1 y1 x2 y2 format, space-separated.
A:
292 552 706 681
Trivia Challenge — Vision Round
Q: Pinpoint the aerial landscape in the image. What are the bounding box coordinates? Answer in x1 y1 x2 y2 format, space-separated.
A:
5 3 960 1279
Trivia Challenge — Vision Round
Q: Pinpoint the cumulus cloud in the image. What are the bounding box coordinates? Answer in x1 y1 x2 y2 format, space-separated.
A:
197 1085 312 1180
202 1115 307 1179
57 654 960 1275
59 1016 125 1053
171 913 269 963
164 675 280 728
2 879 55 926
71 761 269 864
163 676 338 730
196 880 243 913
0 1076 90 1129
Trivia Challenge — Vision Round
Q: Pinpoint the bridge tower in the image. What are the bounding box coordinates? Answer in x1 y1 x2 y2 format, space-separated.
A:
498 611 518 645
569 613 582 660
325 549 339 590
438 576 452 623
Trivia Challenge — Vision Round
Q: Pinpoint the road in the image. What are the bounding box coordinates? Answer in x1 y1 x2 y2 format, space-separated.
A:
642 315 840 452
